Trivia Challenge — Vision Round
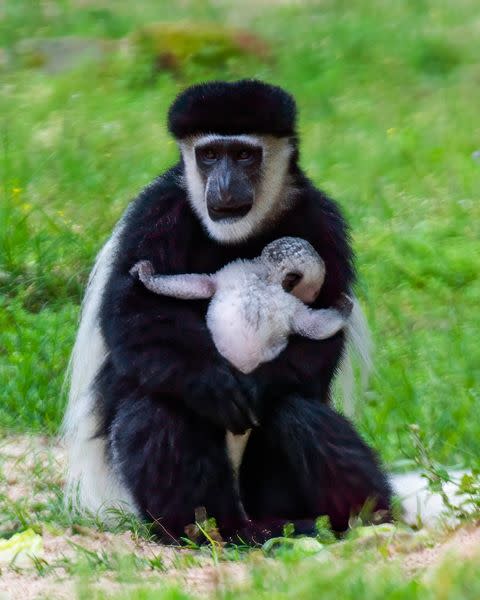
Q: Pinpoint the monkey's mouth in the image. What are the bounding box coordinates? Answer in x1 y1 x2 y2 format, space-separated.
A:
208 203 252 221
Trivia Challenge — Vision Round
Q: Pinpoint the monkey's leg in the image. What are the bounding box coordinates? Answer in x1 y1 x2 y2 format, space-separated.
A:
107 394 285 544
241 396 392 532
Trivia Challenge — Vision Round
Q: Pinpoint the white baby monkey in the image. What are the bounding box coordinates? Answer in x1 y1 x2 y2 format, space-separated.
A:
130 237 353 375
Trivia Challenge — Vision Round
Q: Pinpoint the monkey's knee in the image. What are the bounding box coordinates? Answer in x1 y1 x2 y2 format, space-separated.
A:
263 395 393 529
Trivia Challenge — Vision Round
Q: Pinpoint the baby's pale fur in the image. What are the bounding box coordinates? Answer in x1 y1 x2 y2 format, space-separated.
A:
206 259 303 373
130 237 351 374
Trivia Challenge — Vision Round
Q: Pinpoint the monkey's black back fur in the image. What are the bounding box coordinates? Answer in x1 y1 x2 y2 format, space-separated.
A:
168 80 297 139
95 155 392 543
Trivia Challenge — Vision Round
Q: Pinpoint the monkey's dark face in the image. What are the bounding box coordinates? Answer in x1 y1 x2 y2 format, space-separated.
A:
195 140 263 222
181 134 294 244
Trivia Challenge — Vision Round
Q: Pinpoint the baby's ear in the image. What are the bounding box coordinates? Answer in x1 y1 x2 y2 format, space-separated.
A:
282 271 303 293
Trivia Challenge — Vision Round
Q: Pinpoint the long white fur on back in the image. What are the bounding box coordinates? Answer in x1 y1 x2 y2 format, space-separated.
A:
63 219 136 518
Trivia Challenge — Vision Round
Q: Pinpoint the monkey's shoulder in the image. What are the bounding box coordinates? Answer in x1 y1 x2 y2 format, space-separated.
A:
286 182 348 240
124 164 191 235
114 164 202 275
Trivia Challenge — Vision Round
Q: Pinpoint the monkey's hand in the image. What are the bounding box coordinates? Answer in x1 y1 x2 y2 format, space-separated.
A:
184 364 259 434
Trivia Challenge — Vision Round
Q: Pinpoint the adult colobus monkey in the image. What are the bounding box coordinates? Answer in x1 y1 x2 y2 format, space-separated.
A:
65 80 393 542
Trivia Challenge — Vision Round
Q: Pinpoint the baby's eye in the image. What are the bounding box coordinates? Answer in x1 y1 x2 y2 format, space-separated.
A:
282 272 303 292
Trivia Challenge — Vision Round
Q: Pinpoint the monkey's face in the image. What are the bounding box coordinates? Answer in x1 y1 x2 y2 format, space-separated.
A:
181 134 294 243
196 139 261 221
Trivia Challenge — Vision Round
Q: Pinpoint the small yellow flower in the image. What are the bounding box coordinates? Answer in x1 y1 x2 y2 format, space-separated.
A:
20 203 32 214
12 187 22 195
387 128 396 137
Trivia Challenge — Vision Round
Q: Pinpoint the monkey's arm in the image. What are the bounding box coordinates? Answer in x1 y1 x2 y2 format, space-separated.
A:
292 294 353 340
100 169 259 434
130 260 216 299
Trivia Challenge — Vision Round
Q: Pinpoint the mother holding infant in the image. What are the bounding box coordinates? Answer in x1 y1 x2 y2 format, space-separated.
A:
64 79 392 543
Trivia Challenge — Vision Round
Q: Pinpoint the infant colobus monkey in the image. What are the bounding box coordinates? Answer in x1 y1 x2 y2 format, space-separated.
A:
130 237 353 375
130 236 352 477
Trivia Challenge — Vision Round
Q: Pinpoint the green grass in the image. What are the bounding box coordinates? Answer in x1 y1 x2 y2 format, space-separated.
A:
1 1 479 465
94 554 480 600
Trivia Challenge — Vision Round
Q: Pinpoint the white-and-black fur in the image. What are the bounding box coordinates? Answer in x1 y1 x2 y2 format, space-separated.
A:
63 80 452 542
130 236 354 487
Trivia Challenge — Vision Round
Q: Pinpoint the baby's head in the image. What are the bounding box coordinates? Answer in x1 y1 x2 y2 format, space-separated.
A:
261 237 326 304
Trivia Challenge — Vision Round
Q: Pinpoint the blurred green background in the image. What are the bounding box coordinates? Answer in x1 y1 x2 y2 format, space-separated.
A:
0 0 478 467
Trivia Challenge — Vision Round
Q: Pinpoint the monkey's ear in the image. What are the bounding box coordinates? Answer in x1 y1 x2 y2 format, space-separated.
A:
292 305 348 340
132 266 216 300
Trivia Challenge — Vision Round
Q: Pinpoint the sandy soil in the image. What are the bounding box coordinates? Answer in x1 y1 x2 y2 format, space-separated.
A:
0 435 250 600
402 524 480 575
0 435 478 599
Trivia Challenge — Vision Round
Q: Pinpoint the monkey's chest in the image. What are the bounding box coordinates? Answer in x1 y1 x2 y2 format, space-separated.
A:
186 236 267 275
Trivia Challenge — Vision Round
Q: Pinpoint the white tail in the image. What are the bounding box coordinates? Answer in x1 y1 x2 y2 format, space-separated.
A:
336 296 373 417
390 470 468 527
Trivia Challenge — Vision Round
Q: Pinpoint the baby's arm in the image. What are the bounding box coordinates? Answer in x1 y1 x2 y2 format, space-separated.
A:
130 261 216 299
292 294 353 340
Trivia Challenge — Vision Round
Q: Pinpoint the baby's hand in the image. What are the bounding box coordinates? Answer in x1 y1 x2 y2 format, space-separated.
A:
130 260 154 282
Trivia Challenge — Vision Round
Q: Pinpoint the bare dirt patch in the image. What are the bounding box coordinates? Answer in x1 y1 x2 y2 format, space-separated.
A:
0 435 478 599
0 435 251 599
402 523 480 575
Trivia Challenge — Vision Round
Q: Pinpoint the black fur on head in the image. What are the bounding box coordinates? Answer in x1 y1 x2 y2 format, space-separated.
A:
168 79 297 139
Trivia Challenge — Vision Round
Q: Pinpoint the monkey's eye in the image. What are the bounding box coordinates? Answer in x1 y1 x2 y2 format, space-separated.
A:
199 148 219 164
282 272 303 292
236 149 253 162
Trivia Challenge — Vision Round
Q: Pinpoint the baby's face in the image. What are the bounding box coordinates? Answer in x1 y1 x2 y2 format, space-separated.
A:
261 237 326 304
286 260 325 304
